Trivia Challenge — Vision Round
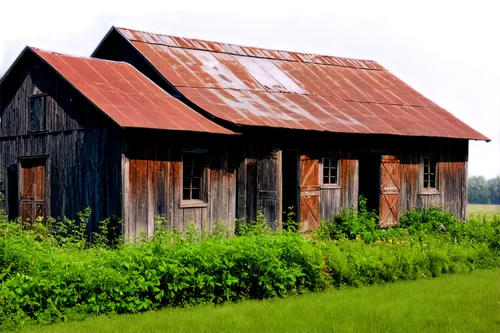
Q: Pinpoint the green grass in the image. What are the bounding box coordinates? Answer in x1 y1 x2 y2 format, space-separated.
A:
469 204 500 218
22 269 500 333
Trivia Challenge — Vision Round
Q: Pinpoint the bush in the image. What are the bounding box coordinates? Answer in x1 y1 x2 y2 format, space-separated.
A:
0 206 499 330
314 196 379 241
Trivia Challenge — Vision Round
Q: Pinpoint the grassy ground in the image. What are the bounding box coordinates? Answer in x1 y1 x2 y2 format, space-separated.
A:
22 269 500 333
469 204 500 218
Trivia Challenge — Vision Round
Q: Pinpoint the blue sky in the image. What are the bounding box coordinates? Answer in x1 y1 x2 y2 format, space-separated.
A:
1 0 498 177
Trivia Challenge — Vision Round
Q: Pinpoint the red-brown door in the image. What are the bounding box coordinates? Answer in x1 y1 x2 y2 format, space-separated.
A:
380 155 400 227
299 154 320 232
19 159 46 225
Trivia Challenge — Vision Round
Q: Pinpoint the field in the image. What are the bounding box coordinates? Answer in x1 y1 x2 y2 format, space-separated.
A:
22 269 500 333
469 204 500 218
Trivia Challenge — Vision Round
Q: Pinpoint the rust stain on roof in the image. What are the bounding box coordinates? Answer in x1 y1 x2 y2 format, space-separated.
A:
31 47 235 135
115 27 489 141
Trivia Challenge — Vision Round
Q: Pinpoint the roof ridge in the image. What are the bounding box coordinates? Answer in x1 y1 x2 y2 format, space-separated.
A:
28 46 129 65
113 24 387 70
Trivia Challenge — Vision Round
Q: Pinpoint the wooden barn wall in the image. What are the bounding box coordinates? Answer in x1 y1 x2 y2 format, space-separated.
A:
237 133 358 229
235 132 468 229
236 146 282 230
319 150 359 221
122 130 238 239
0 52 122 232
398 139 468 221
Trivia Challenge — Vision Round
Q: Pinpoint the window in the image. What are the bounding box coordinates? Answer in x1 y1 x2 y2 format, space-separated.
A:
30 95 46 132
182 152 206 201
322 157 339 185
423 156 437 189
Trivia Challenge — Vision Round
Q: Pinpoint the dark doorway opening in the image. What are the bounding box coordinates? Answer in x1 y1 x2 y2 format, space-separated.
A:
358 154 381 213
281 151 299 226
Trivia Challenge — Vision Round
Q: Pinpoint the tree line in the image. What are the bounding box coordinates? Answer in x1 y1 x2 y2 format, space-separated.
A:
468 176 500 204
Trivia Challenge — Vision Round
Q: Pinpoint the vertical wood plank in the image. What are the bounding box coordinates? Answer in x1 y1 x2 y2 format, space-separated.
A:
122 154 130 241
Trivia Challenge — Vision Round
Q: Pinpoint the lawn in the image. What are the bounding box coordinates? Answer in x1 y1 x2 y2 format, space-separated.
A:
22 269 500 333
469 204 500 218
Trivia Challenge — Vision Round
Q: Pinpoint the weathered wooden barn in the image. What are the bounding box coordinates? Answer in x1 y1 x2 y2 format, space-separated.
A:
0 47 236 235
0 27 489 238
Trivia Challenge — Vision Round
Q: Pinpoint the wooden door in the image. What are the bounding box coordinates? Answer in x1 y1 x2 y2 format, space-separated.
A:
19 159 47 225
380 155 400 227
299 154 320 232
256 151 281 230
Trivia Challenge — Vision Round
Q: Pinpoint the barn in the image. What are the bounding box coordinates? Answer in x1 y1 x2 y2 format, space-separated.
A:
0 47 236 236
0 27 489 239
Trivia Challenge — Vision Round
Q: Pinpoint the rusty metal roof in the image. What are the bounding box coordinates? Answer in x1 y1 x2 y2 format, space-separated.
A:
113 27 488 141
31 47 235 134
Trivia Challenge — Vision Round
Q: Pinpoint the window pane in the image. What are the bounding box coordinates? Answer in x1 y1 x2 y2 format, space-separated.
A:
192 177 200 189
323 176 329 184
182 152 206 201
423 156 436 188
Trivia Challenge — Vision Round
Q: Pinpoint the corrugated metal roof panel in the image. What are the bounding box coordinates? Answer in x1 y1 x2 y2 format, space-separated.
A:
116 27 489 141
31 47 234 134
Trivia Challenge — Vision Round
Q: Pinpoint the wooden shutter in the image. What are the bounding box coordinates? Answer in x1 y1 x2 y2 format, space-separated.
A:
380 155 400 227
299 154 320 232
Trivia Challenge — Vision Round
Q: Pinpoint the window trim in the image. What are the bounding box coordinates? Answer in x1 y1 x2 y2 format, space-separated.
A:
180 151 209 208
421 154 439 194
320 157 340 189
29 93 48 133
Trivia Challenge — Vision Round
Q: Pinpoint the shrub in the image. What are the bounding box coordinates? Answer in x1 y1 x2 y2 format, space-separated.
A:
0 205 499 330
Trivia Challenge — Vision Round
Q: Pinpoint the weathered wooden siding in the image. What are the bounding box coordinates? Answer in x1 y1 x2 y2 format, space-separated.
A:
122 131 238 239
0 51 122 232
398 139 468 221
234 134 469 229
236 145 283 230
236 142 359 229
438 142 468 220
319 152 358 222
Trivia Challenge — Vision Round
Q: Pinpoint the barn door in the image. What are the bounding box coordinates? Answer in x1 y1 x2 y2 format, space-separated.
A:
379 155 400 227
256 151 281 230
19 158 47 225
299 154 320 232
